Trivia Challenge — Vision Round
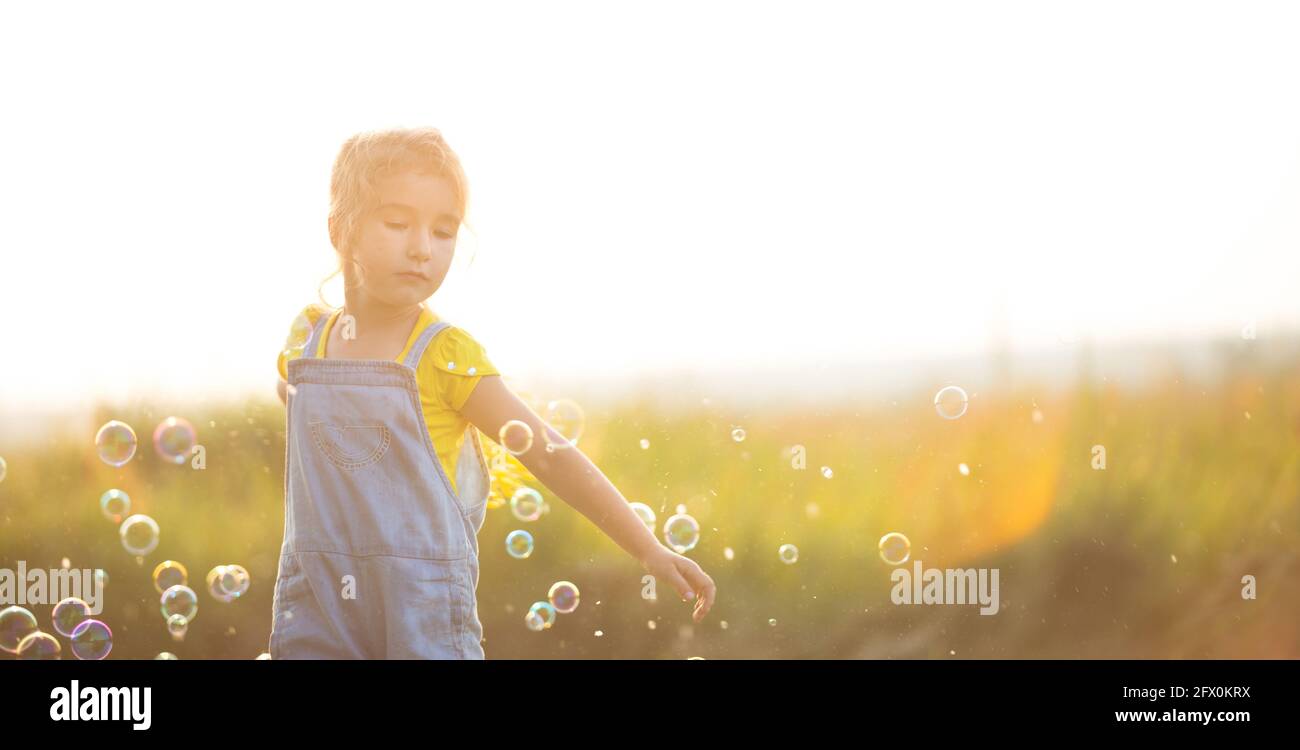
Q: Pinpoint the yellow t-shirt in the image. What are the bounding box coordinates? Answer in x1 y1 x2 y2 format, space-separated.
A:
277 303 498 496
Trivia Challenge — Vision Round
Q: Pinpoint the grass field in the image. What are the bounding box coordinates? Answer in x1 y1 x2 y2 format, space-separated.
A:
2 344 1298 659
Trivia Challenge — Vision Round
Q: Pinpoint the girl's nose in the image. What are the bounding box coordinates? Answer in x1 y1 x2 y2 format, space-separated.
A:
409 233 434 261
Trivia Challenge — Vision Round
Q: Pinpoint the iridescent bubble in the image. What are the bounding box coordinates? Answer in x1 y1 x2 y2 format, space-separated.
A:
548 581 580 614
505 530 534 559
95 420 138 467
0 606 39 654
934 386 969 420
152 416 197 465
119 514 160 557
731 428 746 443
958 463 970 476
155 652 179 660
166 614 188 640
629 502 656 530
218 564 251 599
663 513 701 553
499 419 534 456
778 544 799 565
70 619 113 660
152 560 188 595
639 438 650 450
17 631 61 659
510 487 544 522
51 597 91 637
821 466 833 479
161 585 198 622
207 566 236 603
878 532 912 566
99 489 131 523
768 618 777 627
528 601 557 629
541 399 585 451
524 610 546 632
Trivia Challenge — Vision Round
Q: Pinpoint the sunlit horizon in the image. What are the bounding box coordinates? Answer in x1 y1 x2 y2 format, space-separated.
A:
3 0 1299 420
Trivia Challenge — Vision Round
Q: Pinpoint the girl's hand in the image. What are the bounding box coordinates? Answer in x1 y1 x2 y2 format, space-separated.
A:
640 547 716 623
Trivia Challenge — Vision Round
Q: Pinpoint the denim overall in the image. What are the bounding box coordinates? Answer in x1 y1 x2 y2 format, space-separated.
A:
269 312 491 659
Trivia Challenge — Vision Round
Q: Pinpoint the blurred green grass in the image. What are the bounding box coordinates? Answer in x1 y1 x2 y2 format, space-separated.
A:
2 353 1298 659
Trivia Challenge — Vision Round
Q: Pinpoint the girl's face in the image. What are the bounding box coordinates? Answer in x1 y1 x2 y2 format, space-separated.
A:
346 170 461 308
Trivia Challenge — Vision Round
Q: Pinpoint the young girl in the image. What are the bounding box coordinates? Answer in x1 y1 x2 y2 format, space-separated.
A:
270 127 716 659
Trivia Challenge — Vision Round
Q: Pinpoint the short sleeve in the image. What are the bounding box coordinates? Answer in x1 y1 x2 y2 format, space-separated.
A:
419 326 500 412
277 304 330 381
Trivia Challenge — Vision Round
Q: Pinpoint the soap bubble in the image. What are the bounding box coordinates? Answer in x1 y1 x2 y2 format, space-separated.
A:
166 614 188 640
878 532 912 565
548 581 580 614
778 544 799 565
524 610 546 632
499 419 534 456
119 514 160 557
155 652 179 660
99 489 131 523
17 631 61 659
152 416 197 465
51 597 91 637
96 420 138 466
528 601 557 629
821 466 833 479
510 487 544 522
541 399 584 451
629 502 656 530
0 606 39 654
206 566 236 603
731 428 746 442
934 386 969 420
152 561 188 594
663 513 701 553
218 565 251 599
161 585 198 622
505 530 534 559
639 438 650 450
70 619 113 660
958 463 970 476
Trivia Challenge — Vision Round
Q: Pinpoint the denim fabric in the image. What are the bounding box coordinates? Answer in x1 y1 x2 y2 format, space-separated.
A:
269 315 491 659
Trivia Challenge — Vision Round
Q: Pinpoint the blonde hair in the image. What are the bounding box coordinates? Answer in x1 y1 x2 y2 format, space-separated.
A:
318 127 473 307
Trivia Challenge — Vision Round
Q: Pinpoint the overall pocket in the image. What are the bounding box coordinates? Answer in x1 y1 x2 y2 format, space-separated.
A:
309 420 393 471
380 557 465 659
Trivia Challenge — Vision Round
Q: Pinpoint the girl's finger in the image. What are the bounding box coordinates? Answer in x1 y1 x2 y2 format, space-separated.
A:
683 567 715 620
661 564 694 602
692 581 714 621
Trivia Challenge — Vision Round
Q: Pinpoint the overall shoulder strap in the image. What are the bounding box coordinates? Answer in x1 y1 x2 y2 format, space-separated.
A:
402 319 452 370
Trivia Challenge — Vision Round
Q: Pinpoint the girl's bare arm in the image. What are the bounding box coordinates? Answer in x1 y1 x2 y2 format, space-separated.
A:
459 375 716 622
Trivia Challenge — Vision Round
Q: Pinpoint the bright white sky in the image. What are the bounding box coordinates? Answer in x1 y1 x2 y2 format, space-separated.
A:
2 0 1299 417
